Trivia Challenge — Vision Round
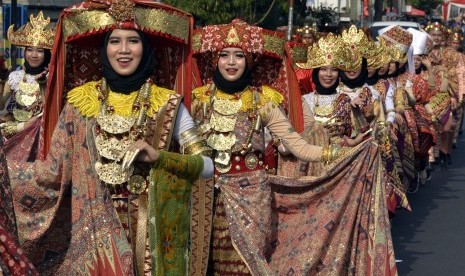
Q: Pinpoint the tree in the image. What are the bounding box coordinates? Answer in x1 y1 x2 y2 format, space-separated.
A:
165 0 285 27
164 0 310 30
410 0 441 15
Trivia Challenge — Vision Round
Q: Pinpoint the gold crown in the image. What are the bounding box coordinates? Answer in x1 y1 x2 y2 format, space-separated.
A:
340 25 369 56
297 33 357 71
425 22 446 34
365 39 385 69
375 38 392 67
8 11 55 49
296 24 316 35
385 41 407 63
450 29 463 43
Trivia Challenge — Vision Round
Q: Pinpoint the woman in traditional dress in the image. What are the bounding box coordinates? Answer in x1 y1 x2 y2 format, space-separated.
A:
190 19 345 275
192 20 397 275
407 28 437 186
426 22 463 169
293 24 317 94
337 26 375 133
0 11 53 162
278 33 370 178
8 1 213 275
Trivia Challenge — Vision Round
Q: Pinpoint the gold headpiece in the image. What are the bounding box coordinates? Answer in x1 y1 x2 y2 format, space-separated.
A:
297 33 355 71
296 24 316 35
384 41 407 63
375 38 394 66
364 39 386 69
8 11 55 49
425 22 446 34
450 29 463 43
340 25 369 56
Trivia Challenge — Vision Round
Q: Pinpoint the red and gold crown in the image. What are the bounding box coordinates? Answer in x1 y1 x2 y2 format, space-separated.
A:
7 11 55 49
297 33 354 71
378 25 412 54
376 38 394 66
192 19 285 68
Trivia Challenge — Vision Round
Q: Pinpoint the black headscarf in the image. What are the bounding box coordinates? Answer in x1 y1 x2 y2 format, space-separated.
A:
386 62 403 78
339 58 368 89
100 30 157 94
24 47 51 75
312 67 340 95
415 65 424 75
212 64 252 94
366 69 379 86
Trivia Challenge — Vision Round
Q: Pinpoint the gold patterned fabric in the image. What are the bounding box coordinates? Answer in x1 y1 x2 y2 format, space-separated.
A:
62 0 190 44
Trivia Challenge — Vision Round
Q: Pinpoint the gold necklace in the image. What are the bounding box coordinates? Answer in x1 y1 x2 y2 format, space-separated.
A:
205 84 260 173
313 92 336 118
94 78 152 187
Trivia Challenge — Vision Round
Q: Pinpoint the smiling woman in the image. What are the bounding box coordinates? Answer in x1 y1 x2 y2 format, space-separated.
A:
0 11 53 163
7 1 214 275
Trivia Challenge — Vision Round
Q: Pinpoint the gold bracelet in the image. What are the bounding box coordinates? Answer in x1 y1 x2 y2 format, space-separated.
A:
183 140 213 157
179 127 198 142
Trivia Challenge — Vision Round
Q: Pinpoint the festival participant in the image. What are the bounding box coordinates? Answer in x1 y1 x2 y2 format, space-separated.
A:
192 19 338 275
278 33 371 177
337 25 375 134
426 22 462 168
378 25 417 192
404 28 437 186
292 24 318 94
8 1 213 274
191 20 395 276
0 11 54 162
448 29 465 149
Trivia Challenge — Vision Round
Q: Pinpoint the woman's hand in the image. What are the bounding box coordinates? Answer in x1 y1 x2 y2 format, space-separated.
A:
345 129 372 147
421 55 432 70
35 68 48 83
350 96 363 108
121 140 159 170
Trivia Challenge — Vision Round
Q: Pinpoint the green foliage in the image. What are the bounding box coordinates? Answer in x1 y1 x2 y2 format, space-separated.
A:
165 0 340 31
410 0 441 14
165 0 274 25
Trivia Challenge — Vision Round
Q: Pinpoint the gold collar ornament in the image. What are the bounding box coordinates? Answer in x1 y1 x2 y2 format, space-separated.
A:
8 11 55 49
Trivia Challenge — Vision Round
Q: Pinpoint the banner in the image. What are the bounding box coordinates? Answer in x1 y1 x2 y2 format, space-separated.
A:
3 40 24 69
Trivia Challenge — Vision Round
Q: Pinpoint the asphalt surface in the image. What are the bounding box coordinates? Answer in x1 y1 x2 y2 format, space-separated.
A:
391 133 465 275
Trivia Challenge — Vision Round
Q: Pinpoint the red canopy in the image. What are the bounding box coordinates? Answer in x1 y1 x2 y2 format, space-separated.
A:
406 7 426 17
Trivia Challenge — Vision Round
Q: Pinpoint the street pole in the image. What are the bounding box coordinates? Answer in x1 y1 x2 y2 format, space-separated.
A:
287 0 294 41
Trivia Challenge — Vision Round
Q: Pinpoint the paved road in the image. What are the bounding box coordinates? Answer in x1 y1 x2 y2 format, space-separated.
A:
391 134 465 275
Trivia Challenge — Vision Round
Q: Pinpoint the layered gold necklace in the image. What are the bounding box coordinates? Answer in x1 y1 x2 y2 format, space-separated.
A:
13 73 42 122
313 92 337 118
94 78 152 190
201 84 261 173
